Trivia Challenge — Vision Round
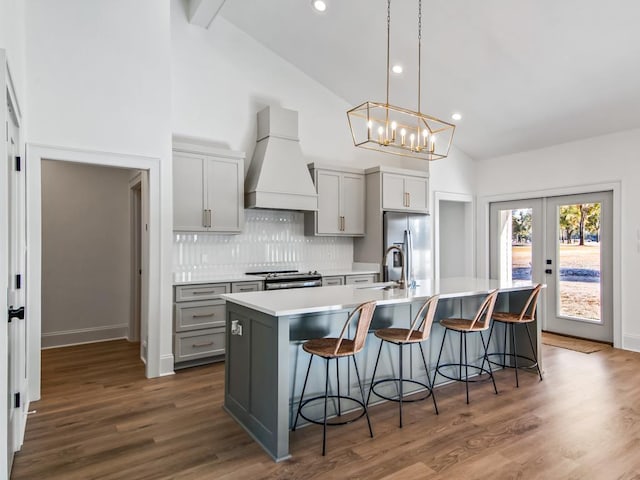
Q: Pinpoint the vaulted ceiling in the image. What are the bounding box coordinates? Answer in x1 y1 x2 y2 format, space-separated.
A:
218 0 640 160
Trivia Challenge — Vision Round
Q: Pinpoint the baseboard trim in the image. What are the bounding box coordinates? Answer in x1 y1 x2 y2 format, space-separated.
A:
159 354 175 377
42 324 128 349
623 334 640 352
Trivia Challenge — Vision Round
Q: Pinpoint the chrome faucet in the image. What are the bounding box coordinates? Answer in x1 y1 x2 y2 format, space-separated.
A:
382 245 407 290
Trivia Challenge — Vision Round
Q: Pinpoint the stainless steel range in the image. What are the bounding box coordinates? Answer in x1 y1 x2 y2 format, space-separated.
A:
248 270 322 290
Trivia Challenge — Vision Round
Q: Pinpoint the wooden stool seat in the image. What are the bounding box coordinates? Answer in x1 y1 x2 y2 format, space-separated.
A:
302 338 356 358
491 311 535 323
440 318 490 332
374 328 425 344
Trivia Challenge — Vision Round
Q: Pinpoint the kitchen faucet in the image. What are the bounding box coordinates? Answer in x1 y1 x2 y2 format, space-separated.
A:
382 245 407 290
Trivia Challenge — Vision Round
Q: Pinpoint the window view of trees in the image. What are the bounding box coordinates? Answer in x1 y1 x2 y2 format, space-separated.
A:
558 203 601 244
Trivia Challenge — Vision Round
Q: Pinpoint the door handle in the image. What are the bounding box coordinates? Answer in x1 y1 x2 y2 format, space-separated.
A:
8 306 25 322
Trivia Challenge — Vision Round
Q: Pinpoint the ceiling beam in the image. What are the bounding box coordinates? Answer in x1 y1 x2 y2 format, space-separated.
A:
188 0 226 29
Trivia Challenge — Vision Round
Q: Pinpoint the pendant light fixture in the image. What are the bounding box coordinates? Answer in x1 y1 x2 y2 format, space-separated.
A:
347 0 455 161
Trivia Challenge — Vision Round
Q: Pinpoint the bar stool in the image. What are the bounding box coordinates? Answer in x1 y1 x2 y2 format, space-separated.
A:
292 301 377 456
434 289 499 404
485 284 543 387
367 295 440 428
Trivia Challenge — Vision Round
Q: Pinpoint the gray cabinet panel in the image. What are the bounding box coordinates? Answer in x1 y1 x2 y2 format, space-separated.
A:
174 327 225 362
175 300 226 331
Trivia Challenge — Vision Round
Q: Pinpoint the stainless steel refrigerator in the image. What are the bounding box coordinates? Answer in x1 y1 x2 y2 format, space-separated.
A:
383 212 432 286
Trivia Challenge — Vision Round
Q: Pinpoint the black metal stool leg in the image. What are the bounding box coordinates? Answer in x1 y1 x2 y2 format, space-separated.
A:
459 330 464 382
502 321 508 367
418 342 438 415
525 323 543 381
481 321 496 373
463 332 469 404
293 354 313 431
434 328 448 385
398 343 404 428
367 339 384 406
511 323 519 387
480 331 499 395
352 355 374 438
336 357 341 415
322 357 330 456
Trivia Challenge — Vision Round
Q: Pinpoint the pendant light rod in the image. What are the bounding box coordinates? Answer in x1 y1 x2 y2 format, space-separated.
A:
386 0 391 107
417 0 422 113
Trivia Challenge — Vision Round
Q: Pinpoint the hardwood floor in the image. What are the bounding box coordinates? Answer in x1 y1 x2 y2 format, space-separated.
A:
10 339 640 479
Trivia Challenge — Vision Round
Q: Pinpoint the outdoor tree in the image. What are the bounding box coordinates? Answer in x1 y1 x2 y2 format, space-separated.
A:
559 205 580 243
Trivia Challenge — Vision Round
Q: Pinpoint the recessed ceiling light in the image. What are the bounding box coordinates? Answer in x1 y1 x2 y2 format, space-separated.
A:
451 112 462 121
391 65 403 74
312 0 327 12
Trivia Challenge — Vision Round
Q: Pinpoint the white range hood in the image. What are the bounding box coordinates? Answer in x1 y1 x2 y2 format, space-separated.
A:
245 106 318 211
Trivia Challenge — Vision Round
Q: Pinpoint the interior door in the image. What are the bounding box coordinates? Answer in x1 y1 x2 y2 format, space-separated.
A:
6 102 26 472
490 199 543 284
545 192 613 342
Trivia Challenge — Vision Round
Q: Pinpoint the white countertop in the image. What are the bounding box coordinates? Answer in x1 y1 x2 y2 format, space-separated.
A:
220 277 540 317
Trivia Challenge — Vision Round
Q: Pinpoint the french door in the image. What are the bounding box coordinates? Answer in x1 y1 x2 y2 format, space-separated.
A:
490 192 613 343
6 100 27 472
545 192 613 342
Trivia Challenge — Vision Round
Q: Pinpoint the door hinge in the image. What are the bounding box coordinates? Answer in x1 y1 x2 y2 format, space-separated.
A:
15 155 21 171
8 306 25 323
16 273 22 289
14 392 21 409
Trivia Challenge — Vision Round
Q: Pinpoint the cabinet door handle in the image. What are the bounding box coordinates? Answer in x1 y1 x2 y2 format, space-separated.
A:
191 313 215 318
192 290 216 295
203 209 208 227
341 216 345 231
207 209 212 228
192 341 214 348
407 192 411 207
353 279 369 283
238 287 254 292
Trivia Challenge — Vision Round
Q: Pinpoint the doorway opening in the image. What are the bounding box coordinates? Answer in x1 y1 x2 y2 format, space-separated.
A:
434 192 474 280
40 161 146 354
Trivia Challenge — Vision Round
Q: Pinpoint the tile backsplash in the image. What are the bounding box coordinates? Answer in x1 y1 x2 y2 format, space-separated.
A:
173 209 353 278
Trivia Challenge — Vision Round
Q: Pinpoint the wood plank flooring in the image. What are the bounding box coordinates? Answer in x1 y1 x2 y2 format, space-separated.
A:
10 339 640 479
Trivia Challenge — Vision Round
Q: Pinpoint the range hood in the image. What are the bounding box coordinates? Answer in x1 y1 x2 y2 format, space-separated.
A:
245 106 318 211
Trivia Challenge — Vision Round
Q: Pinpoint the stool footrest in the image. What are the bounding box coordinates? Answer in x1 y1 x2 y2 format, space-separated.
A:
486 352 539 370
297 395 367 427
369 378 434 404
436 363 495 383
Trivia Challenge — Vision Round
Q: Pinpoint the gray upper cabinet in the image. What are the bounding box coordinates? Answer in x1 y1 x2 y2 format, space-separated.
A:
172 136 245 233
305 163 365 236
381 170 429 213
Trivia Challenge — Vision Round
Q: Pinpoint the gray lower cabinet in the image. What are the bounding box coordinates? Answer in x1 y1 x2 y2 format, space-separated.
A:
174 280 263 368
322 274 377 286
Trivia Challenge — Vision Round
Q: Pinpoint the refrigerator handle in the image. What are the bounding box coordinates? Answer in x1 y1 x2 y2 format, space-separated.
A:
405 229 415 289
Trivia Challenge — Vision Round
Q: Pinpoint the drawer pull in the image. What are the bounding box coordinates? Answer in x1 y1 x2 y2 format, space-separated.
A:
191 313 215 318
354 279 369 283
239 287 253 292
192 291 216 295
192 341 214 348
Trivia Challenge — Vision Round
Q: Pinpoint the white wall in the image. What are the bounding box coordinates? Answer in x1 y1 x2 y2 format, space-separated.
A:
25 0 174 377
476 127 640 351
0 0 26 110
41 161 132 347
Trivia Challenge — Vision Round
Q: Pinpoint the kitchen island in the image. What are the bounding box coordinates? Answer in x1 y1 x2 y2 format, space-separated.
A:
221 277 541 461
